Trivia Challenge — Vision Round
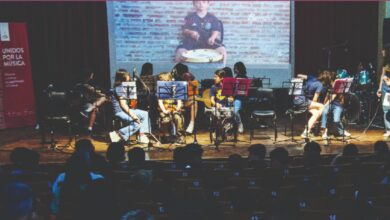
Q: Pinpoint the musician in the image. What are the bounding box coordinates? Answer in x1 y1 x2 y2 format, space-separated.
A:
377 44 390 137
293 73 325 138
233 62 248 133
182 72 198 134
157 72 186 144
210 69 234 109
320 71 351 139
109 69 150 144
175 1 227 65
75 68 108 135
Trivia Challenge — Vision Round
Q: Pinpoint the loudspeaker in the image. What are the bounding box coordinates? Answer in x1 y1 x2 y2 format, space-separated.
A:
384 18 390 45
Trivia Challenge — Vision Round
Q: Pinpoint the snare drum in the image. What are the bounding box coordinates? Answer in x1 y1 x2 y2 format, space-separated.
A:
217 107 234 119
181 49 223 63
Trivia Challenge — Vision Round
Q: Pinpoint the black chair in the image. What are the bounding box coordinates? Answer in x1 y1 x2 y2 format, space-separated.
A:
249 88 277 142
40 87 73 149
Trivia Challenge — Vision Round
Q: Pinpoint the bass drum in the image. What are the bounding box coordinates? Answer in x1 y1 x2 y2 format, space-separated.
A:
343 93 361 123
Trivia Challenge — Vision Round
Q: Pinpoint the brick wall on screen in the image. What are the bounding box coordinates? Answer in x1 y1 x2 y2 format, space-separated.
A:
112 1 290 65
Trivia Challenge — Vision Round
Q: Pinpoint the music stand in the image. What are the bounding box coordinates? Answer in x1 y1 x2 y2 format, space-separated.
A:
157 81 188 146
325 78 353 145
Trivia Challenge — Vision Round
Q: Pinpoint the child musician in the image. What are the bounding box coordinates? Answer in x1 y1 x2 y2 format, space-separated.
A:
157 72 186 144
210 69 234 109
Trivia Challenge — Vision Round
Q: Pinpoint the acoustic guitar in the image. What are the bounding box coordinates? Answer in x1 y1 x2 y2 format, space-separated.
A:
194 89 213 108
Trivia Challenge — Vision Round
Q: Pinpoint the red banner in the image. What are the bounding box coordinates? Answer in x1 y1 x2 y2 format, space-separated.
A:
0 23 36 129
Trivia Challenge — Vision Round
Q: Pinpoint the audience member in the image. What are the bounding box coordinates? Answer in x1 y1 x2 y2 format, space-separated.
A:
247 144 268 168
106 142 126 170
75 139 110 176
269 147 290 168
50 146 104 219
331 143 359 165
303 141 322 168
173 147 186 169
183 143 203 170
128 147 147 171
227 154 244 170
373 141 390 162
9 147 40 175
0 182 35 220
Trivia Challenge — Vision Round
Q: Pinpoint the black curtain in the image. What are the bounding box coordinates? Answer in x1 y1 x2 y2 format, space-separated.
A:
295 2 378 75
0 1 110 93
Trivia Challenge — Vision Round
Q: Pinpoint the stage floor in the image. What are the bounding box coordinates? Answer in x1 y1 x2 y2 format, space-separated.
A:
0 120 387 165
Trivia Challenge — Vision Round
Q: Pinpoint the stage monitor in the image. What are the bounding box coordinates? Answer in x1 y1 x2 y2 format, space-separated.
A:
107 1 294 87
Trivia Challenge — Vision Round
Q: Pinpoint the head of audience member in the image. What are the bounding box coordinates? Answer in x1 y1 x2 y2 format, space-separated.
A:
130 169 153 190
269 147 290 168
248 144 266 161
64 147 93 189
121 209 154 220
128 147 146 168
10 147 40 172
234 61 247 78
0 182 33 220
173 147 187 169
106 142 125 165
75 139 95 155
184 143 204 168
342 144 359 156
303 141 322 167
227 154 244 170
173 63 189 81
222 67 233 78
141 62 153 76
114 69 130 87
75 139 110 176
213 69 225 85
373 141 390 162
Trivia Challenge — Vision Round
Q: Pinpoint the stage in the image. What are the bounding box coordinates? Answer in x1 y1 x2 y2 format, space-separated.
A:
0 120 386 165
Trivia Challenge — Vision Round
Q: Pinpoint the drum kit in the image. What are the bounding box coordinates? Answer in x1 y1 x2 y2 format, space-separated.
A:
335 68 375 124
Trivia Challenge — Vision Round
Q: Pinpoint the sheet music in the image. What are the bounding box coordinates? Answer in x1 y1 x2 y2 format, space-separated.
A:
288 78 303 95
156 81 188 100
384 93 390 107
117 81 137 99
332 78 353 94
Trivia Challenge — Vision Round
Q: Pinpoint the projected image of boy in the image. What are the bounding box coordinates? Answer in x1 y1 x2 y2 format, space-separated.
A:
175 1 227 65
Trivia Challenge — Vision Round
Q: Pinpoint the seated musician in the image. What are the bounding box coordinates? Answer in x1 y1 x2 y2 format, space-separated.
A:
320 71 351 139
109 69 150 144
210 69 234 111
157 72 186 144
75 68 108 135
293 72 325 138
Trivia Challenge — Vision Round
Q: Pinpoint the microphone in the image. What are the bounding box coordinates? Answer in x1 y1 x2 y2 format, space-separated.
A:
133 67 137 82
172 84 176 97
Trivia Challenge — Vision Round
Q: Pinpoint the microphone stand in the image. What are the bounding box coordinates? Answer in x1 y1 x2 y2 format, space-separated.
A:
134 69 161 149
191 83 198 144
